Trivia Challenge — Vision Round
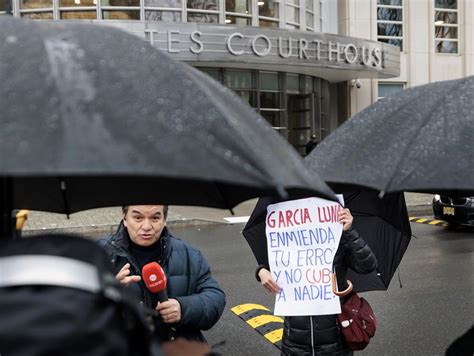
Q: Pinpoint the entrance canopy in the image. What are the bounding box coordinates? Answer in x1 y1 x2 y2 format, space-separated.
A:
100 22 400 82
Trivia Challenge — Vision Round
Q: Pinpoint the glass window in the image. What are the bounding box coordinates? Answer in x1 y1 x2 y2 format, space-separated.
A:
187 12 218 22
285 3 299 25
20 0 52 9
199 68 221 82
21 11 53 17
378 7 402 21
1 0 8 12
60 10 97 18
225 0 249 13
234 90 257 107
145 0 181 6
435 9 457 23
223 70 258 108
377 0 403 51
258 0 278 21
435 0 456 9
306 12 314 29
378 82 404 100
258 0 278 17
102 0 139 6
286 74 299 92
259 19 278 27
377 23 402 37
261 111 283 131
305 0 314 30
378 0 401 4
60 0 95 6
145 10 181 21
225 70 254 90
225 0 251 26
434 0 458 53
435 40 457 53
102 9 140 18
259 72 279 91
259 71 284 134
225 15 251 25
187 0 219 23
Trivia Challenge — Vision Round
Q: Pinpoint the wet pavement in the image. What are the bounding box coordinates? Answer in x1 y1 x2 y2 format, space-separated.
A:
176 222 473 356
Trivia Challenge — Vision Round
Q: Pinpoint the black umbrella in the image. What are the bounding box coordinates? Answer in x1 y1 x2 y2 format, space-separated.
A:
306 76 474 196
0 18 336 237
242 190 411 292
343 191 411 292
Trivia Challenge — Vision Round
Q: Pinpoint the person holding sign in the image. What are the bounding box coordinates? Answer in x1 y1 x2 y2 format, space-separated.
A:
257 204 377 356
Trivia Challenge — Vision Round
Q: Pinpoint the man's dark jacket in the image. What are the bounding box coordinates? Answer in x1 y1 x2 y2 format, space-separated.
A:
258 228 377 356
102 224 226 342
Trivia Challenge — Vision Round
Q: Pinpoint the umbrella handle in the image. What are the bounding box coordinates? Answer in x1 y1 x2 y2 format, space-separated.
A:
332 272 353 297
15 210 29 231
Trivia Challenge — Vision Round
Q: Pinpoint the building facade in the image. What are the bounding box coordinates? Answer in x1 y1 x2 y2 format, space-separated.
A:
341 0 474 115
1 0 405 154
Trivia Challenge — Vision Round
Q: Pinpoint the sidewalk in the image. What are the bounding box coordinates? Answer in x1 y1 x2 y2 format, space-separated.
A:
21 193 434 237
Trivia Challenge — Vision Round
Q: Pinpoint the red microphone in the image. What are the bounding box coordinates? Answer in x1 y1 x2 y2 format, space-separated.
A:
142 262 168 303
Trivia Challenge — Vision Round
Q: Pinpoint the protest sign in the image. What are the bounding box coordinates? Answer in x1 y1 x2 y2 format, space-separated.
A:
266 196 344 316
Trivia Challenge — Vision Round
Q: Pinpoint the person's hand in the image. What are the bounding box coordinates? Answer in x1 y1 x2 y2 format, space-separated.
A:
338 208 353 231
258 268 280 294
115 263 141 286
157 298 182 324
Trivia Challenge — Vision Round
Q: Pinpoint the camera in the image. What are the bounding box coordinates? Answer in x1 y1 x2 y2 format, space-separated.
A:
351 79 362 89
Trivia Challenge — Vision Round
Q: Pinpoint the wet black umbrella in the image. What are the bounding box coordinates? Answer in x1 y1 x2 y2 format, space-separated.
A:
0 18 336 237
242 190 411 292
342 191 411 292
306 76 474 196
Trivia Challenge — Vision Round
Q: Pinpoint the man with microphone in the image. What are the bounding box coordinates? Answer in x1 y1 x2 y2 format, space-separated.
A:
101 205 226 343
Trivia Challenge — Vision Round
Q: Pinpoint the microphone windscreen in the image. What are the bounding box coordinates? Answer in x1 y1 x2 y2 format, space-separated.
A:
142 262 167 293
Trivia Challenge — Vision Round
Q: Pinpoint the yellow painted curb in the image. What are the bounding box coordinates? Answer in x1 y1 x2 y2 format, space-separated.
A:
409 217 448 227
247 314 284 328
231 303 270 315
264 328 283 343
231 303 284 348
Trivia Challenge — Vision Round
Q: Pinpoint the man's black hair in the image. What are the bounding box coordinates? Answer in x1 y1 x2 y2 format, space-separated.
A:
122 205 168 220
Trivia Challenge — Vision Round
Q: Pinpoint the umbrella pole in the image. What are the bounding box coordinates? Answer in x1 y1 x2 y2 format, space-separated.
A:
0 177 14 239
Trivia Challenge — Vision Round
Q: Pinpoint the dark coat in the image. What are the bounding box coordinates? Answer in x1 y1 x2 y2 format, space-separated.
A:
101 225 226 342
305 140 318 155
258 228 377 356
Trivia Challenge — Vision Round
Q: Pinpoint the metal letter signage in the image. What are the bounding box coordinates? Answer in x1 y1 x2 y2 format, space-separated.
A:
190 30 203 54
227 32 244 56
251 34 272 57
125 23 399 79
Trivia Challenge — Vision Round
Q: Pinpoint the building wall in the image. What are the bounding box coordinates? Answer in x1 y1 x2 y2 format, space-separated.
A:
340 0 474 117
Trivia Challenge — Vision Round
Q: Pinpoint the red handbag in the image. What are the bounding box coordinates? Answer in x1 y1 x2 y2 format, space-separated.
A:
332 273 377 351
337 292 377 351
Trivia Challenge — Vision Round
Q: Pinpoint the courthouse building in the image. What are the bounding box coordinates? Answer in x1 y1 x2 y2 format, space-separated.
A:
4 1 469 154
348 0 474 118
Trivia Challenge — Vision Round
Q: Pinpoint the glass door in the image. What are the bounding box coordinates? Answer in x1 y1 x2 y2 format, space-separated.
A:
287 93 313 156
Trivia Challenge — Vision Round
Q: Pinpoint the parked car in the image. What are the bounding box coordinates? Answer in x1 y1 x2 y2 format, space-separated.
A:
432 194 474 227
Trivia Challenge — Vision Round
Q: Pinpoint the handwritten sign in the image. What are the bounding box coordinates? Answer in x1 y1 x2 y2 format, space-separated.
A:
266 196 344 316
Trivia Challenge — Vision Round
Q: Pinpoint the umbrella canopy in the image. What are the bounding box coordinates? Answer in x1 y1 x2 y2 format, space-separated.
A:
306 76 474 195
0 18 336 236
242 190 411 292
343 191 411 292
